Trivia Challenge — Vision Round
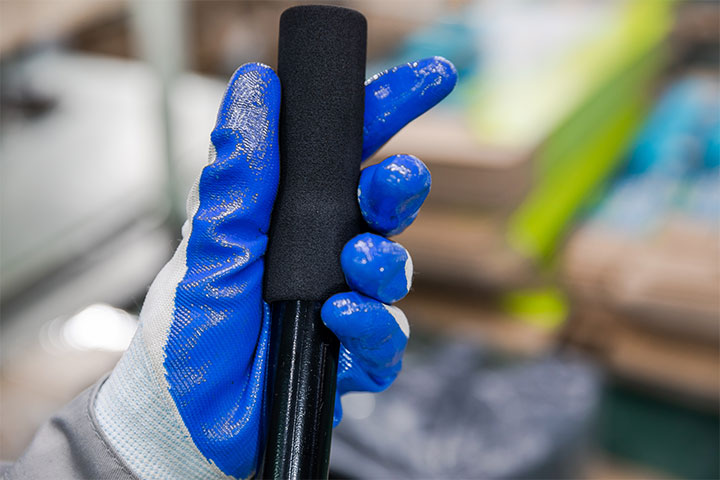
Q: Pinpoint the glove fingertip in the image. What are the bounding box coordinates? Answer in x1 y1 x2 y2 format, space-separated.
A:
420 55 458 98
215 62 281 132
321 291 362 335
321 291 410 361
359 154 431 236
340 233 413 304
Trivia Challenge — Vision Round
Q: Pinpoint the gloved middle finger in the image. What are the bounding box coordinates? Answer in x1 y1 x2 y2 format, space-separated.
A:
358 154 431 237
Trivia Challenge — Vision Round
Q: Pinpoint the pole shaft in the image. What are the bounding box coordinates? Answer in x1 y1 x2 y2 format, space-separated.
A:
261 301 340 479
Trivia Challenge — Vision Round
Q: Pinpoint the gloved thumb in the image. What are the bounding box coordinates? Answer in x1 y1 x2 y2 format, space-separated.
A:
198 62 281 238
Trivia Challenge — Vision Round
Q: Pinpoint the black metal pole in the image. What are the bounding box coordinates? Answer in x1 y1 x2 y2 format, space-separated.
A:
261 5 367 479
261 301 340 479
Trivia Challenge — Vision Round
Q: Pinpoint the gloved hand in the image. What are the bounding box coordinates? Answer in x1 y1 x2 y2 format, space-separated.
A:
95 57 456 480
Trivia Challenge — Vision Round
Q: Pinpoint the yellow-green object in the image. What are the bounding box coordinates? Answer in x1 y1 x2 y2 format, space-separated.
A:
506 1 673 261
501 287 569 330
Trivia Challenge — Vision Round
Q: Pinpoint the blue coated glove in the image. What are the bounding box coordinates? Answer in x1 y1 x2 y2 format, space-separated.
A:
95 57 456 480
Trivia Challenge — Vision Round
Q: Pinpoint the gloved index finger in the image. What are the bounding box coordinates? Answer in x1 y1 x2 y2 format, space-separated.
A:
362 56 457 161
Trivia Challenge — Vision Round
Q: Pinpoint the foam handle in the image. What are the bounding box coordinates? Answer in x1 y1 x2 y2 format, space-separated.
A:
264 5 367 302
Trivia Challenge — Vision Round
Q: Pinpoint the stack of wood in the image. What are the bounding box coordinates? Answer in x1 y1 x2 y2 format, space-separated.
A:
561 72 719 407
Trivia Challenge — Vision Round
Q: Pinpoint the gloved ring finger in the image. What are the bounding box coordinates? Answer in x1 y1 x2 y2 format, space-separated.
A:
341 232 412 304
358 154 431 236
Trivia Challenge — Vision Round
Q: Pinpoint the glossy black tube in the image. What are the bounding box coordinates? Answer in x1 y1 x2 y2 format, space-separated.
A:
260 300 340 479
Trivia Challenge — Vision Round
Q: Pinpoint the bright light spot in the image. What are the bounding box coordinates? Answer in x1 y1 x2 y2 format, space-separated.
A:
61 304 137 352
342 392 376 420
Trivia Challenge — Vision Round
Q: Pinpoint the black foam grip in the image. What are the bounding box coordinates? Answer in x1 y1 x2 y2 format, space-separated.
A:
264 5 367 302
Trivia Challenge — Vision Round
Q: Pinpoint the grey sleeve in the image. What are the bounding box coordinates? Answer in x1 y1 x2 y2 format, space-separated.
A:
4 377 138 480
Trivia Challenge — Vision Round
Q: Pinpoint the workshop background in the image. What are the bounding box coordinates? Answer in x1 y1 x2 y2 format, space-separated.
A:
1 1 718 478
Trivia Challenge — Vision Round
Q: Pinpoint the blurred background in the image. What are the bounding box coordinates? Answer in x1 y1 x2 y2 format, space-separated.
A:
0 0 718 478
